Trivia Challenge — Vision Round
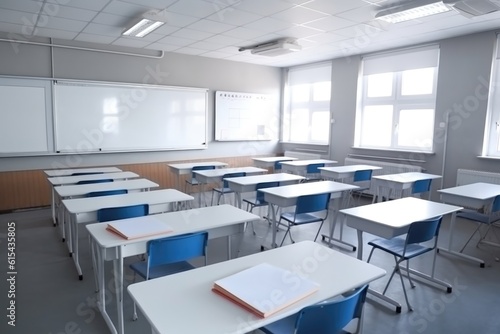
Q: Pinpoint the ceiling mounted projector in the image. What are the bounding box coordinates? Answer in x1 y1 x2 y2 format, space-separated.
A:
239 39 302 57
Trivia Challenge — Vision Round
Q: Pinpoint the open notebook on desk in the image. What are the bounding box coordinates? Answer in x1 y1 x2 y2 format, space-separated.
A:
106 216 173 240
212 262 319 318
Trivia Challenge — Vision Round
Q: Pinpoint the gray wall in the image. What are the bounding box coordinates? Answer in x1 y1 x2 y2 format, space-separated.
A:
0 37 282 171
2 29 500 187
328 29 500 190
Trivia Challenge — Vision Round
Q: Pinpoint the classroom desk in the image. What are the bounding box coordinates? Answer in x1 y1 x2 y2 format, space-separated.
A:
44 166 122 177
437 182 500 267
224 173 305 209
251 156 298 171
371 172 442 203
47 171 139 227
128 240 386 334
259 181 358 249
54 178 157 242
87 204 260 334
279 159 337 175
167 161 228 190
62 189 194 280
319 164 382 181
193 166 268 207
340 197 462 313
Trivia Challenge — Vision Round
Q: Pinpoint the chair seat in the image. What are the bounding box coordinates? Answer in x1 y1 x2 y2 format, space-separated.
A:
129 261 195 280
243 198 268 207
457 209 500 224
186 178 201 186
281 212 323 225
368 237 433 260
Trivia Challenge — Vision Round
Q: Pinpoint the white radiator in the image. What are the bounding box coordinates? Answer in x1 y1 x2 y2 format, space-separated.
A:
284 150 323 160
456 169 500 186
344 157 423 197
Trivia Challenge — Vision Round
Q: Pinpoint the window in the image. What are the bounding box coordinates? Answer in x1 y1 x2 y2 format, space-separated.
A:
282 63 332 144
483 35 500 157
355 46 439 152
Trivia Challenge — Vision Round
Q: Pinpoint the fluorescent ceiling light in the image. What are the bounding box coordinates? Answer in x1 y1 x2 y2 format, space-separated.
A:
123 12 166 37
376 1 451 23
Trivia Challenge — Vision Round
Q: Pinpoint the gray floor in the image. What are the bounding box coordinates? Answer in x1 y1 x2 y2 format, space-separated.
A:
1 195 500 334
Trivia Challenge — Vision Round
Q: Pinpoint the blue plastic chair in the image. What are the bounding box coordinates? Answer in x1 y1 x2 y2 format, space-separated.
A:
86 189 127 197
411 179 432 197
243 181 280 235
211 172 246 205
185 165 216 207
458 194 500 251
350 169 373 205
278 193 331 246
97 204 149 222
304 163 325 182
259 284 369 334
129 231 208 320
274 159 294 172
367 216 443 311
76 179 113 185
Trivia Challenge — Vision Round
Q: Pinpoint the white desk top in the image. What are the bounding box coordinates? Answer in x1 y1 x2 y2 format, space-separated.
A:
320 165 382 174
63 189 193 217
44 167 122 177
252 156 298 163
225 173 305 187
438 182 500 200
259 180 358 199
87 204 259 248
373 172 442 183
47 171 139 186
168 161 228 173
279 159 337 167
127 240 386 334
54 179 158 198
194 166 267 179
341 197 462 239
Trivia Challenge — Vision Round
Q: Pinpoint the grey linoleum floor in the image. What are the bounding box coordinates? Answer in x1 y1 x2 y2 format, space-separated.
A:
1 194 500 334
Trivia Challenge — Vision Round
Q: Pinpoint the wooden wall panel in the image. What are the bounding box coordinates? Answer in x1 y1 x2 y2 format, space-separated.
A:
0 155 263 212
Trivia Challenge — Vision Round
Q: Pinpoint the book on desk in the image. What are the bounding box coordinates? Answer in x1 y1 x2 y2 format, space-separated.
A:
212 262 319 318
106 216 173 240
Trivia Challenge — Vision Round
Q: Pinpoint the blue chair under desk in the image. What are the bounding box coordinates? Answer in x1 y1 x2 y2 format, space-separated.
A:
211 172 247 205
185 165 216 207
243 181 280 235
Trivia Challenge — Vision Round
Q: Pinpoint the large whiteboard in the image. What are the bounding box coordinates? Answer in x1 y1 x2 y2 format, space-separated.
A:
54 81 207 153
0 78 52 154
215 91 274 141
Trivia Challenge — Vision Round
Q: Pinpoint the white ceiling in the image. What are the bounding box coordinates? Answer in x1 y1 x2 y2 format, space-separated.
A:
1 0 500 67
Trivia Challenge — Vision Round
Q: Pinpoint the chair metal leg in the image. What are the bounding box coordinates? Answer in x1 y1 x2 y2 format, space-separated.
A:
313 220 325 242
459 223 482 253
405 260 416 288
280 227 291 247
396 263 413 311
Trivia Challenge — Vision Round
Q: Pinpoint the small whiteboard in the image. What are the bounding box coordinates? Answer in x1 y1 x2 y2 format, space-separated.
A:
215 91 273 141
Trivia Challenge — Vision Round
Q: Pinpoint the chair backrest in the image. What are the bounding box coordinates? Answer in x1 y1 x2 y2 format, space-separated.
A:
97 204 149 222
255 181 280 202
353 169 372 182
293 284 368 334
71 172 103 176
274 160 294 171
491 195 500 213
222 172 246 188
411 178 432 194
295 193 331 215
76 179 113 185
86 189 128 197
191 165 215 178
306 163 325 174
146 231 208 270
405 216 443 246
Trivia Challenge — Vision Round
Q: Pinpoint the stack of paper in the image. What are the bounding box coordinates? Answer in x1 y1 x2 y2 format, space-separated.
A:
213 262 319 318
106 216 172 240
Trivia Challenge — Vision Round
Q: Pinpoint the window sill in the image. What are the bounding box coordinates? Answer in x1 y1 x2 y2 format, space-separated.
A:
352 146 435 155
477 155 500 160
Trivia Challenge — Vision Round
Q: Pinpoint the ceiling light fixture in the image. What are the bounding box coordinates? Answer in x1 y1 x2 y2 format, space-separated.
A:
376 0 452 23
122 10 166 38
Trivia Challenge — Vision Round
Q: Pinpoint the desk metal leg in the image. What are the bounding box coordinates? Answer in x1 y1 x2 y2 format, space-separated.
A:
72 217 83 280
51 188 56 226
261 204 279 250
437 212 485 267
96 244 119 334
113 248 125 334
321 195 357 251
